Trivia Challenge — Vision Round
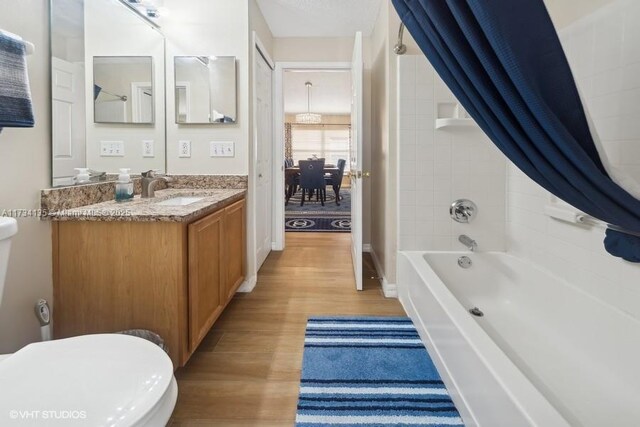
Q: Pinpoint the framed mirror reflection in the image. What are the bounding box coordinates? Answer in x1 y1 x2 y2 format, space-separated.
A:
93 56 154 124
174 56 237 124
50 0 165 187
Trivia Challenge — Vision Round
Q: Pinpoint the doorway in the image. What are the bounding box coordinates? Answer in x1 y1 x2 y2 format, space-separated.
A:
282 70 352 234
273 33 364 290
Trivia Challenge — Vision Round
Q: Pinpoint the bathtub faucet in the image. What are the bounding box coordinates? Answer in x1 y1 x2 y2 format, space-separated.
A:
459 235 477 252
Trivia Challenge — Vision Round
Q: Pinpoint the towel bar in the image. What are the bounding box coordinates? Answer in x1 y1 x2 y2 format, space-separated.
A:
0 29 34 55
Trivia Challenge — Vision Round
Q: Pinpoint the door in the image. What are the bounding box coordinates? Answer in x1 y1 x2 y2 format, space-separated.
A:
255 46 274 268
350 32 364 291
52 57 86 186
224 199 247 300
188 210 225 351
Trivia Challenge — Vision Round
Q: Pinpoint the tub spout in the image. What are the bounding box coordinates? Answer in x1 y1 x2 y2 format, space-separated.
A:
459 235 477 252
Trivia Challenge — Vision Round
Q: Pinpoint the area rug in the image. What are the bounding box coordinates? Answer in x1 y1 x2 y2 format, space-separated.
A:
286 189 351 215
285 217 351 233
295 317 464 426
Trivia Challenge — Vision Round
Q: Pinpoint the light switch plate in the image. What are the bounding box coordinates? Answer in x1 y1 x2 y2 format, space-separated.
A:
209 141 234 158
100 141 125 157
142 140 154 157
178 140 191 158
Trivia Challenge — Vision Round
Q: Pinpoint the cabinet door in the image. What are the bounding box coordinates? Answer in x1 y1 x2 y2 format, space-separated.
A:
188 210 225 351
223 199 246 302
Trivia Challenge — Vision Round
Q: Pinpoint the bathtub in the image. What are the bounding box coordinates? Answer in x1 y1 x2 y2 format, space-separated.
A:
398 251 640 427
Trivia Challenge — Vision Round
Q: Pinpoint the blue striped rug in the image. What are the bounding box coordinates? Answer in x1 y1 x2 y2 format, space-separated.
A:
296 317 464 426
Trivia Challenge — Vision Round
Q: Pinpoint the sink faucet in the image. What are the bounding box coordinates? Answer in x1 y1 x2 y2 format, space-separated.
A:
141 170 173 198
458 235 477 252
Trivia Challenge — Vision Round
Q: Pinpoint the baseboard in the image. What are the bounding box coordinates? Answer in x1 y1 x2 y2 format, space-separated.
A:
363 243 372 252
236 275 257 293
382 279 398 298
368 246 398 299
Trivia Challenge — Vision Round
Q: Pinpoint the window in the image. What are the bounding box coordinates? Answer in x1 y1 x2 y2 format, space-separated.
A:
290 124 350 171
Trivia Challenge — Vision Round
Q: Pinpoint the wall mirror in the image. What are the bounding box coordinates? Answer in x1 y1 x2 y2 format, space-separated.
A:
50 0 166 187
93 56 154 124
174 56 237 124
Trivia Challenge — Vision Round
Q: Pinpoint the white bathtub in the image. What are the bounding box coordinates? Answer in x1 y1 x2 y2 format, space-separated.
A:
398 251 640 427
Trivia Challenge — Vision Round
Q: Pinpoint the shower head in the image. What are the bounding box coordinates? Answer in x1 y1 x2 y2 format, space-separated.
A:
394 23 407 55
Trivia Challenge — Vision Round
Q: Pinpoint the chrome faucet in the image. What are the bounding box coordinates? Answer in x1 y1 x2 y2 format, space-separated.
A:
458 235 477 252
141 170 173 198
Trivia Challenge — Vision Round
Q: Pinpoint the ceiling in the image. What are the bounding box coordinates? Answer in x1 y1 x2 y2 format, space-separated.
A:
256 0 384 38
284 71 351 115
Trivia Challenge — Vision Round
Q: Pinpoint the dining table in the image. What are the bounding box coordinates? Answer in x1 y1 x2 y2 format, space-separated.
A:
285 164 342 205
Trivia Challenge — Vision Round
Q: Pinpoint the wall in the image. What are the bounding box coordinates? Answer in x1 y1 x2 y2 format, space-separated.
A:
273 36 373 245
163 0 250 175
506 0 640 320
84 0 166 174
397 56 506 252
370 3 423 287
0 0 53 353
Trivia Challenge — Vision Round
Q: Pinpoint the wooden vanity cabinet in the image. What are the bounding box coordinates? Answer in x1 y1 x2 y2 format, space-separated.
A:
52 198 246 368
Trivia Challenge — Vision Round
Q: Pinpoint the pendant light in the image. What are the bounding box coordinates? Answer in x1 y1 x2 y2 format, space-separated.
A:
296 82 322 124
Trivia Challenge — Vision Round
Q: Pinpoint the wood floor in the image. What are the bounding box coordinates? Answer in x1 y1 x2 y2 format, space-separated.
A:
169 233 406 426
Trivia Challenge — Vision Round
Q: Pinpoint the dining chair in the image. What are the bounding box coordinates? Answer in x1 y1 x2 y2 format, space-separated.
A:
298 159 326 207
325 159 347 205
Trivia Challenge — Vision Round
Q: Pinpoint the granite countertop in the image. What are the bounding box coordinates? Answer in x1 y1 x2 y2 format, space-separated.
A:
49 189 246 223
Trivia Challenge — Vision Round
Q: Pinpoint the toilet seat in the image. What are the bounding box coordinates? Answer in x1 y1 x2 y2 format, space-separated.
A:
0 334 177 426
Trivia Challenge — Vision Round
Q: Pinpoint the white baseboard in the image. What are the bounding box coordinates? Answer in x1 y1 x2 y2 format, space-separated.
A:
363 243 372 252
236 275 257 293
368 246 398 299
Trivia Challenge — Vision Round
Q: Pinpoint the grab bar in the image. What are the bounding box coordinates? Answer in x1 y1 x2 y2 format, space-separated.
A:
545 204 640 237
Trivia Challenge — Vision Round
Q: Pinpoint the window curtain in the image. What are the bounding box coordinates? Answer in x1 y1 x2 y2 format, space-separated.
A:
392 0 640 262
285 122 293 160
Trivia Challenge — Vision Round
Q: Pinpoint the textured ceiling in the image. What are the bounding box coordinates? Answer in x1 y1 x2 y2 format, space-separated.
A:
256 0 384 37
284 71 352 115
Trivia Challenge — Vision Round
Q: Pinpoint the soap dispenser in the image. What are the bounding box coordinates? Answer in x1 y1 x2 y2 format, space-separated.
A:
74 168 91 184
115 168 134 202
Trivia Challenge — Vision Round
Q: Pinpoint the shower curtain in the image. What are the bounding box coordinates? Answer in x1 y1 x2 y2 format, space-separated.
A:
392 0 640 262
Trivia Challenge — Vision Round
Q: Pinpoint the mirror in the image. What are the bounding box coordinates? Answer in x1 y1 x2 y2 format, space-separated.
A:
174 56 237 124
50 0 165 187
93 56 154 124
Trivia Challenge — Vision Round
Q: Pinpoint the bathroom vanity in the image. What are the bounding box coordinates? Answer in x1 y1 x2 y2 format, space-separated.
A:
50 189 246 368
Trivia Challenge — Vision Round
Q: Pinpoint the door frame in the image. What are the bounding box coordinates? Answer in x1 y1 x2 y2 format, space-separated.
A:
273 61 351 250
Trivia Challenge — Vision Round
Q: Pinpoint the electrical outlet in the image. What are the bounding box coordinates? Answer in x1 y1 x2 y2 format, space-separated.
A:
209 141 234 158
178 140 191 158
100 141 125 157
142 140 154 157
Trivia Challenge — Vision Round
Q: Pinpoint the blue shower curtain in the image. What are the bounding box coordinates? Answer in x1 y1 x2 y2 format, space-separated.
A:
392 0 640 262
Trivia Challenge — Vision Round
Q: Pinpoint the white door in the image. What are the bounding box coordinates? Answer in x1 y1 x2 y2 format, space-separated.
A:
351 32 364 291
52 57 85 186
255 47 274 268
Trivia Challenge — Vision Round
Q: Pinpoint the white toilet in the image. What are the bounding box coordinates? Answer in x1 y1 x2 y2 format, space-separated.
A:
0 218 178 426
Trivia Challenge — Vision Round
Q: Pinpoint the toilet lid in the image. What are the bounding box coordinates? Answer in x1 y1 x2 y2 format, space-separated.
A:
0 334 174 426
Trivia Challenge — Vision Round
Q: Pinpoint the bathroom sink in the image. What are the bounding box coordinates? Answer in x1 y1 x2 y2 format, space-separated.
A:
156 196 204 206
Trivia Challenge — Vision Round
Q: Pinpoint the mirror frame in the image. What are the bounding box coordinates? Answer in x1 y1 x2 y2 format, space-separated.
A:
93 55 156 125
174 56 238 125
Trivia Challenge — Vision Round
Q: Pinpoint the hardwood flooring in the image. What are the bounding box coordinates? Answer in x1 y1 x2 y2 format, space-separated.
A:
169 233 406 426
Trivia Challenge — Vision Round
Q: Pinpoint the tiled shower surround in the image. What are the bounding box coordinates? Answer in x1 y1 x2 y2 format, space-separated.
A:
397 55 507 252
397 0 640 321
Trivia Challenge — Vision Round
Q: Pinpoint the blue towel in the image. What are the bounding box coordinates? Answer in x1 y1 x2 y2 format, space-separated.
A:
0 31 34 130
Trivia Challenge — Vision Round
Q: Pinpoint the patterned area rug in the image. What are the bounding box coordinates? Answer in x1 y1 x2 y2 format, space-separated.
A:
295 317 464 426
286 189 351 215
285 217 351 233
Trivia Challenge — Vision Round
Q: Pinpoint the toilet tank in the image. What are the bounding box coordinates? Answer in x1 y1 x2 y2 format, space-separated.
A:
0 218 18 307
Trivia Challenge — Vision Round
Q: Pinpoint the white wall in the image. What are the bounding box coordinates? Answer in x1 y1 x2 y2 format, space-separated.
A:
84 0 166 174
507 0 640 321
163 0 250 175
0 0 53 353
397 56 506 252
